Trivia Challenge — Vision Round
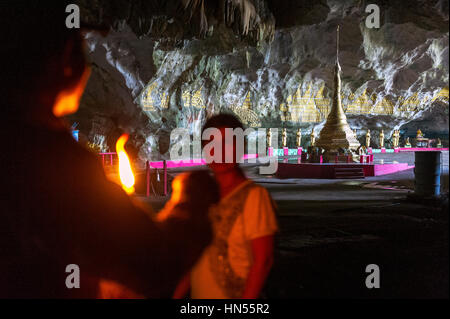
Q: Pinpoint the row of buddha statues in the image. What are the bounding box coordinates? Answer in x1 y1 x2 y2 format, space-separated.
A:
266 128 316 148
267 128 442 149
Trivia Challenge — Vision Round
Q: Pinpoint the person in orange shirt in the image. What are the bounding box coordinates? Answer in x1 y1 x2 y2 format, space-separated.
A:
174 114 278 299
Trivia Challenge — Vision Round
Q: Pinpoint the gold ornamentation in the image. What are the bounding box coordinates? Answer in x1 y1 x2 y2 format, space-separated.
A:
230 92 261 127
398 93 421 113
280 102 290 121
279 83 447 123
346 89 373 114
141 82 170 111
231 106 261 127
372 97 394 115
182 87 206 109
160 91 169 109
284 84 328 123
432 87 449 103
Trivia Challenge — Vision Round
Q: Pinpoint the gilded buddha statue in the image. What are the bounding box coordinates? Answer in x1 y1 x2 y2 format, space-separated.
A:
310 128 316 147
296 128 302 148
416 129 424 139
365 129 371 148
392 129 400 148
282 128 287 148
405 137 411 148
379 130 385 148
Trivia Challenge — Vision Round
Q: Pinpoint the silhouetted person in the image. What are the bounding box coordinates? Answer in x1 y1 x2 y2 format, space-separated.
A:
0 2 218 298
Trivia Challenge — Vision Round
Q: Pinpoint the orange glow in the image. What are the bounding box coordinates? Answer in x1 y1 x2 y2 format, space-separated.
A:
116 134 135 194
171 176 183 203
53 67 91 117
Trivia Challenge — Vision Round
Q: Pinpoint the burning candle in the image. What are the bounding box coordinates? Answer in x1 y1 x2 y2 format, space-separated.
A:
116 134 135 194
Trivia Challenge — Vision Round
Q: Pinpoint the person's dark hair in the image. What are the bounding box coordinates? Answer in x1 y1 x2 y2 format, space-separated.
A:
1 2 86 115
201 113 246 152
201 113 248 164
202 113 244 135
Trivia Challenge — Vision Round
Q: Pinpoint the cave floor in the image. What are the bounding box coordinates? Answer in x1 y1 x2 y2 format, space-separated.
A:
134 151 449 298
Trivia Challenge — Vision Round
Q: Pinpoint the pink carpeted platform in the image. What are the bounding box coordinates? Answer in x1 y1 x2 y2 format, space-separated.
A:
398 147 448 152
276 162 413 179
148 154 259 169
149 159 205 169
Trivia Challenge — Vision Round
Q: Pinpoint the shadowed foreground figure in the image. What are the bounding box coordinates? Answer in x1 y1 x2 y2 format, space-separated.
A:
173 114 278 299
0 3 219 298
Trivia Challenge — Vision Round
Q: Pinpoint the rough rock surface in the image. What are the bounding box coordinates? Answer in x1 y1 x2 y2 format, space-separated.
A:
71 0 449 162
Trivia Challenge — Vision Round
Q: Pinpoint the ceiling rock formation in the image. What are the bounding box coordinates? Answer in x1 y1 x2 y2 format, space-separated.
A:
71 0 449 162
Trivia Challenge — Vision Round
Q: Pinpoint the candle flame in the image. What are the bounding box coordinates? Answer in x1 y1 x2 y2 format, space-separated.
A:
116 134 135 194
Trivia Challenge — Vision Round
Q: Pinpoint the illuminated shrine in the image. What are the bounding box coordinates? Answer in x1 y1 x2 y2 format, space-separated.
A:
6 0 448 300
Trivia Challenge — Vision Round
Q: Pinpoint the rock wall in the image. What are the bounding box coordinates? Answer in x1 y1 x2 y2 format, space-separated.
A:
72 0 449 162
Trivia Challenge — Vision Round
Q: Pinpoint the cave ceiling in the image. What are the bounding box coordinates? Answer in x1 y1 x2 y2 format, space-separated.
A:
71 0 449 161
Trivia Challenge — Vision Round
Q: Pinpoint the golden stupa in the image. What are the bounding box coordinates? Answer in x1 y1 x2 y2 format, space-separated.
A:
316 26 360 160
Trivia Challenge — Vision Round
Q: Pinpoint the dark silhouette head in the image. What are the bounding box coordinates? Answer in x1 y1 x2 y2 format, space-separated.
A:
1 2 90 120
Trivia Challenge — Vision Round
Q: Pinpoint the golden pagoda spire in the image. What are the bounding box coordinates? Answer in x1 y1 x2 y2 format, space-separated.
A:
336 24 339 61
316 25 360 160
